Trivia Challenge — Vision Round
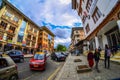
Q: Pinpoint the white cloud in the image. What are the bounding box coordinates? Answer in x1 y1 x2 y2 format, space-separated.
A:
8 0 82 47
54 37 71 47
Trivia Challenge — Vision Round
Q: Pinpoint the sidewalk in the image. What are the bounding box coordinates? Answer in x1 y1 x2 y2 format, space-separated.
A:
55 54 120 80
84 50 120 64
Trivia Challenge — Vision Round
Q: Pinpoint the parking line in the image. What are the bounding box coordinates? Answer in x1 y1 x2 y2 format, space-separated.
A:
18 69 28 73
23 73 39 80
47 66 62 80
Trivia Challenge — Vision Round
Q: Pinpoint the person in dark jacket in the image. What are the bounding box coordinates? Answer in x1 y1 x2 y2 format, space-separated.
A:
104 44 111 69
94 48 101 72
87 50 94 68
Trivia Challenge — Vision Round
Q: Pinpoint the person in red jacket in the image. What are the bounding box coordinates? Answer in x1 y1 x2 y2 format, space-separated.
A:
87 50 94 68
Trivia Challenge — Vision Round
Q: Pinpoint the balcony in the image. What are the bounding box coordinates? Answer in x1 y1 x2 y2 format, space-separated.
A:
26 38 31 41
7 30 15 36
27 30 34 35
1 15 18 27
32 37 36 42
26 42 30 46
33 33 37 37
0 27 6 33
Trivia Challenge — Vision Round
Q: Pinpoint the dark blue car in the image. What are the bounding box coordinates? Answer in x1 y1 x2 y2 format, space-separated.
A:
6 50 24 62
51 52 66 61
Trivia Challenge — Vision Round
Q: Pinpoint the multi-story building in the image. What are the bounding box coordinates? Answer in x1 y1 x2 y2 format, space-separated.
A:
72 0 120 50
0 0 55 54
71 27 85 54
38 26 55 53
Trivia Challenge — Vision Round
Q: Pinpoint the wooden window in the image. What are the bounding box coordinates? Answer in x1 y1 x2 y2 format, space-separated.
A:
86 0 93 12
0 21 7 29
34 29 37 33
77 35 79 37
40 32 42 35
92 7 102 23
75 31 78 33
5 11 12 18
82 16 86 24
33 37 36 41
85 24 90 33
26 41 30 46
29 26 33 31
7 36 13 40
13 17 19 23
9 26 15 33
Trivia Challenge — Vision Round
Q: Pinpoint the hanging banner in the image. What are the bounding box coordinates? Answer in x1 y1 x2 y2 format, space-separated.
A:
117 20 120 32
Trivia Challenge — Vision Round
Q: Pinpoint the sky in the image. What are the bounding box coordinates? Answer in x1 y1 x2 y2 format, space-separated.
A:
8 0 82 48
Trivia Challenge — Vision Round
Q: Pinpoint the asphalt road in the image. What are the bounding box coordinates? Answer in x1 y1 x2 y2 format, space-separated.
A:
16 57 64 80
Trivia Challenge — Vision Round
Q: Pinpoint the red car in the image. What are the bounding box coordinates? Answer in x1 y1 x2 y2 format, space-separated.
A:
29 53 47 71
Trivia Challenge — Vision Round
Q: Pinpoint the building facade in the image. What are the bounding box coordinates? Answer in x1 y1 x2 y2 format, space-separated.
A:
38 26 55 53
72 0 120 51
0 0 55 53
71 27 85 54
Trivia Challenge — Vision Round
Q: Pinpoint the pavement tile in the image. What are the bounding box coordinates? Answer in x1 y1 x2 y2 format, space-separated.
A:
55 53 120 80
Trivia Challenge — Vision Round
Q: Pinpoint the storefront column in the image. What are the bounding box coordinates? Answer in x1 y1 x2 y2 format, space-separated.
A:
117 20 120 32
87 41 90 50
2 43 5 51
95 36 99 49
22 47 24 52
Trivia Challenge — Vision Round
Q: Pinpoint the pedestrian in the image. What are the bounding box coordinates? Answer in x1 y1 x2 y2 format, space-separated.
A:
87 50 94 68
98 46 101 52
104 44 112 69
94 48 101 72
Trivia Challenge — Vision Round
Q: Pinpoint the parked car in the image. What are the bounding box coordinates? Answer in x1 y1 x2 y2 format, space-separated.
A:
0 54 18 80
6 50 24 62
61 52 69 57
29 52 47 71
51 52 66 61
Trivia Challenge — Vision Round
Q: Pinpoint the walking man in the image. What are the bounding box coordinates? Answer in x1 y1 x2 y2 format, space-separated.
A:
94 48 101 72
104 44 111 69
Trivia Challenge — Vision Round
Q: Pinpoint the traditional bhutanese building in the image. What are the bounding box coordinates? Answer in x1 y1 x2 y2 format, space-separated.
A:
70 27 85 54
0 0 55 54
72 0 120 51
38 26 55 53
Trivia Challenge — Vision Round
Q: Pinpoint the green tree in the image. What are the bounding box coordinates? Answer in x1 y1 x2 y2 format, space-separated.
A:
56 44 67 51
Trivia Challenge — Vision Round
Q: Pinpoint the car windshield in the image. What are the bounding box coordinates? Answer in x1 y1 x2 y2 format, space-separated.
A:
55 52 62 56
34 54 44 60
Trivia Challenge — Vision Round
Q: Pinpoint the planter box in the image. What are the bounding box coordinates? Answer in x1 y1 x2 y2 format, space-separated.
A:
76 65 92 73
74 59 82 62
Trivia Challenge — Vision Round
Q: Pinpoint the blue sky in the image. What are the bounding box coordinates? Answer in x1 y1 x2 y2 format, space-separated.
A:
8 0 82 48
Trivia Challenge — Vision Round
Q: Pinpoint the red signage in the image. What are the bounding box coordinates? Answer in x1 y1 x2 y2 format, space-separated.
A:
0 36 3 40
22 41 26 44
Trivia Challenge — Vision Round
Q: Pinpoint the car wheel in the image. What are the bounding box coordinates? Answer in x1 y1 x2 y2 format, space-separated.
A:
55 58 58 61
20 58 24 62
9 75 17 80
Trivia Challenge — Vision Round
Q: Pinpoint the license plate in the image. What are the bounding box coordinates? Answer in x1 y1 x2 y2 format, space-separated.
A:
34 64 38 67
61 58 64 60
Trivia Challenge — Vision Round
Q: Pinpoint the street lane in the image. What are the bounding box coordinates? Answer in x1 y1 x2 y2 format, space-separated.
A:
16 57 64 80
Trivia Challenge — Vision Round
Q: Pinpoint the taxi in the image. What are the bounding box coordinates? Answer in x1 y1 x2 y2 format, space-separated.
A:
29 52 47 71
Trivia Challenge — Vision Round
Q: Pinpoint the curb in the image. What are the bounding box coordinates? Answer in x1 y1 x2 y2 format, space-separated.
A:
47 63 64 80
83 54 120 65
100 58 120 65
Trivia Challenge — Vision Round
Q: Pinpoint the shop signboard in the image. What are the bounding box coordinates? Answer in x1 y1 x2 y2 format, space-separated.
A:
17 42 22 45
22 41 26 46
0 36 2 41
3 35 7 41
35 44 38 48
7 43 12 46
8 40 12 43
